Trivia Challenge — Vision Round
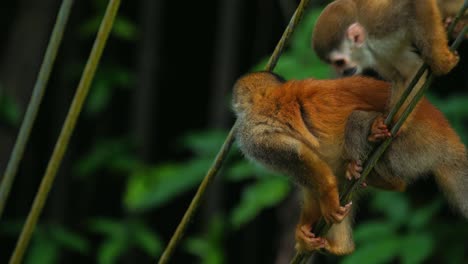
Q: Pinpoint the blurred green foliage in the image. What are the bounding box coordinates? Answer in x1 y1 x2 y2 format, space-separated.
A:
1 3 468 264
0 84 21 126
1 221 90 264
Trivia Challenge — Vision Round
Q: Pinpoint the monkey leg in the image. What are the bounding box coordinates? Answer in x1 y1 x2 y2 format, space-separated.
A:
295 143 352 224
295 188 327 252
412 0 459 75
251 132 351 224
344 110 380 160
323 212 355 255
295 188 354 255
344 110 407 191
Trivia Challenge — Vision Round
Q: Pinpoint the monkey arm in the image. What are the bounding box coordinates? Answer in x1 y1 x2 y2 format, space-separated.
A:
344 110 407 192
344 110 379 160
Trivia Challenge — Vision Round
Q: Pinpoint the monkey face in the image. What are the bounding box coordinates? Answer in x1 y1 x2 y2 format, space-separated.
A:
328 48 361 77
328 49 384 80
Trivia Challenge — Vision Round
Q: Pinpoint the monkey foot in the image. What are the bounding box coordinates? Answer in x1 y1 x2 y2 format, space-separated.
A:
295 225 328 252
346 160 362 180
322 202 352 224
368 115 391 142
430 48 459 76
346 160 369 187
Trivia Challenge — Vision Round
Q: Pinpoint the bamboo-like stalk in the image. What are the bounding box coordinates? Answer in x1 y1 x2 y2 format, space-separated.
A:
157 1 311 263
291 5 467 264
8 1 121 263
0 0 74 219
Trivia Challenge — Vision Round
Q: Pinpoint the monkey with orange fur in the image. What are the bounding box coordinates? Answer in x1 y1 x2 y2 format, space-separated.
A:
312 0 468 222
233 72 414 255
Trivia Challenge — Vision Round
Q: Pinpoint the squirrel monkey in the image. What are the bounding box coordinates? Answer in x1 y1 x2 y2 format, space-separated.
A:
233 72 411 254
313 0 464 78
312 0 468 220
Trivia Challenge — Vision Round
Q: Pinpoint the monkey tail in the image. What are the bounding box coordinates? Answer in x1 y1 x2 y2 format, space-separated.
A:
434 162 468 219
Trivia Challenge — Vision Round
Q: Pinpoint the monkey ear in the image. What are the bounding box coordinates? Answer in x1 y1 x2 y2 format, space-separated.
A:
347 23 365 47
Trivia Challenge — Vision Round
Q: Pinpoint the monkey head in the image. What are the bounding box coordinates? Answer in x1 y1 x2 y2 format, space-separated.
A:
312 0 378 78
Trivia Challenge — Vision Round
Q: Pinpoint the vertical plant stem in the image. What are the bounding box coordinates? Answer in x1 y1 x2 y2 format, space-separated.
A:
157 1 310 263
157 125 237 264
8 1 121 263
0 0 74 219
265 0 311 71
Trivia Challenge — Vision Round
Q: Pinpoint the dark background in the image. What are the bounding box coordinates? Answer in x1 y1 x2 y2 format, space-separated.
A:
0 0 467 263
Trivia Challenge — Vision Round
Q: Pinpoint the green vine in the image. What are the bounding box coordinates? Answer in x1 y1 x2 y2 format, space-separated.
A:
8 1 121 263
157 1 311 263
0 0 74 219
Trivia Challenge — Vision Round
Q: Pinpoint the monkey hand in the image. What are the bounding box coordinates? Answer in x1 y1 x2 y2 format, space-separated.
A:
319 196 352 224
368 115 391 142
295 224 329 252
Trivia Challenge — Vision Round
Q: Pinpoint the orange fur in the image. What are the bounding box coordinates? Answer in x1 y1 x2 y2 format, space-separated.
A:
233 71 468 254
233 72 419 254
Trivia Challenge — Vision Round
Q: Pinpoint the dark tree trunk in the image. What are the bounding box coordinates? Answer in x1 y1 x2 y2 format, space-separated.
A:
132 0 165 161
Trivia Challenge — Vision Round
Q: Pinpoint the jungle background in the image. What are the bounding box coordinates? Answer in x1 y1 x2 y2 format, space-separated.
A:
0 0 467 263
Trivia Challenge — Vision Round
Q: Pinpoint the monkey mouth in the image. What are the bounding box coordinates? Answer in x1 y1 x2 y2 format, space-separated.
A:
342 67 357 76
361 68 385 81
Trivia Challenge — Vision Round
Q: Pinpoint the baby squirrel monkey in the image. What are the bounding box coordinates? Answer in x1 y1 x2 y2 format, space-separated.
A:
312 0 468 219
313 0 464 79
233 72 411 254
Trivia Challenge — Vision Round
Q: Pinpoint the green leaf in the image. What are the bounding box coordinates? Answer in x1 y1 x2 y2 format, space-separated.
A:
371 191 409 227
86 78 111 115
184 215 225 264
88 218 125 238
180 130 229 156
112 17 138 41
225 161 256 182
408 199 442 230
290 8 323 53
74 138 138 178
0 88 21 126
353 221 396 243
341 236 400 264
400 233 434 264
98 238 128 264
230 177 290 228
26 233 59 264
80 16 137 41
133 222 163 257
225 160 282 182
0 219 23 235
49 226 90 254
251 8 331 80
124 158 212 212
84 65 134 115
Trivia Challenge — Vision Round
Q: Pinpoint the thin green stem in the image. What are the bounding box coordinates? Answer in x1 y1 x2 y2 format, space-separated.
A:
157 125 237 264
157 1 311 263
0 0 74 219
266 0 310 71
8 1 121 263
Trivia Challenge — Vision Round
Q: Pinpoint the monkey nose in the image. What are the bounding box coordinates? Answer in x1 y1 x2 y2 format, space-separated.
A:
342 67 357 76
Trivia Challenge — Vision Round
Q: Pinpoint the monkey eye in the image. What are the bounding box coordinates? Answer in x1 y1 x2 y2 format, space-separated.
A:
333 59 345 67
